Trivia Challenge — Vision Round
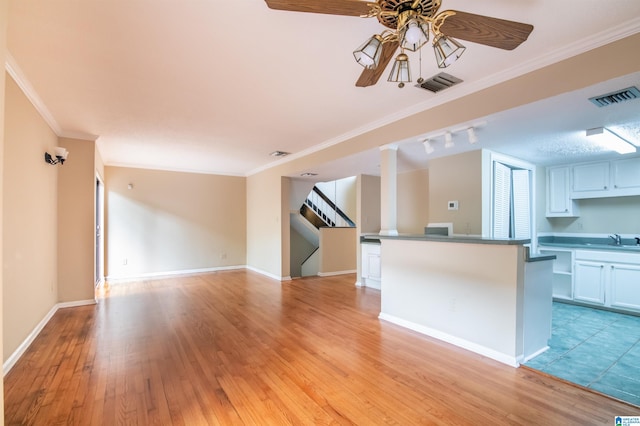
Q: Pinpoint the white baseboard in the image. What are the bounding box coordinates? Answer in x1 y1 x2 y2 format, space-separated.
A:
318 269 357 277
378 312 519 367
3 299 96 376
106 265 246 283
245 265 289 282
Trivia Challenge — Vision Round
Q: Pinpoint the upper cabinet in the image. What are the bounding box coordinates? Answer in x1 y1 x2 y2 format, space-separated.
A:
546 166 579 217
572 161 610 193
612 157 640 191
546 156 640 216
570 157 640 199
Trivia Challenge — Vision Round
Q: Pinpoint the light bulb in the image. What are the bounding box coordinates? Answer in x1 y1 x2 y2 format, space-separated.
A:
405 22 422 44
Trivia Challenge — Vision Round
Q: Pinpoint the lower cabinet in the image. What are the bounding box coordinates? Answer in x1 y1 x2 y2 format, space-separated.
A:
360 243 381 290
574 261 606 305
610 264 640 311
574 250 640 313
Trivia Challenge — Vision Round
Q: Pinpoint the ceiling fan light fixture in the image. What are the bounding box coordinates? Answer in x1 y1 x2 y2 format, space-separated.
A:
400 19 430 52
353 34 384 69
433 34 466 68
388 52 411 88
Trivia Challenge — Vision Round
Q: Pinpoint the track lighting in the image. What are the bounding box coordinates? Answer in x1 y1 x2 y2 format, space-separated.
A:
44 147 69 165
467 127 478 144
422 139 434 154
419 122 485 155
444 131 454 148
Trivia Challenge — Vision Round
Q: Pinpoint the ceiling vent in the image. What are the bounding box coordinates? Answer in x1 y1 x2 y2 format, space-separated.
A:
588 86 640 107
416 72 463 93
269 150 290 157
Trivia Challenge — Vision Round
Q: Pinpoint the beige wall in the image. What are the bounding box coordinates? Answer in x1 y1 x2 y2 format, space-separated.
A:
545 196 640 234
428 151 482 235
357 174 381 234
247 171 283 278
398 168 429 234
319 227 357 275
289 225 316 278
58 137 98 302
0 0 8 414
245 34 640 276
105 166 246 278
3 73 59 361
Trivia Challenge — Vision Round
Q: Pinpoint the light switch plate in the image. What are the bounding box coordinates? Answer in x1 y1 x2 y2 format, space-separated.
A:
448 200 459 210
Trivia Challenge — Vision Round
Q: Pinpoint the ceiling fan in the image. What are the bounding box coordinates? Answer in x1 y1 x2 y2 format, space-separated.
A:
264 0 534 88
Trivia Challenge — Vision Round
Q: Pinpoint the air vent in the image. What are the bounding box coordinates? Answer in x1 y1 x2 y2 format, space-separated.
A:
416 72 463 93
588 86 640 107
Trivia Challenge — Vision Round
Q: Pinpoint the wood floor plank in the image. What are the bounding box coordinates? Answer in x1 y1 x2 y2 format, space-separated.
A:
4 270 639 425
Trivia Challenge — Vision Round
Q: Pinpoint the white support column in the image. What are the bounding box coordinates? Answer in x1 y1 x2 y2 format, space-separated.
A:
379 144 399 236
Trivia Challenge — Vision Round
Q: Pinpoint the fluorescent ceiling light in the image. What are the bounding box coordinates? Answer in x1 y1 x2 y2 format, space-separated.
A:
586 127 636 154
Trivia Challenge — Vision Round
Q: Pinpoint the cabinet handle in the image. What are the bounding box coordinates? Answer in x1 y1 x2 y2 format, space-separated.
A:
564 209 568 212
604 186 607 190
614 185 618 188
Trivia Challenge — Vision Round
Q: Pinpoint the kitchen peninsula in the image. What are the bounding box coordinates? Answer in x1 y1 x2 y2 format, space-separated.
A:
363 234 555 367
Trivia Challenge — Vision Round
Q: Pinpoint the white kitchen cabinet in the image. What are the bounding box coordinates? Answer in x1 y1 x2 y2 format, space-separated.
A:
610 263 640 311
573 249 640 313
546 166 579 217
612 157 640 191
572 161 610 194
360 243 381 289
574 260 606 305
539 248 573 299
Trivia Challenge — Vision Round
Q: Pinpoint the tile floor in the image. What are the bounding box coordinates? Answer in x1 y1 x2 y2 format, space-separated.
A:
525 302 640 407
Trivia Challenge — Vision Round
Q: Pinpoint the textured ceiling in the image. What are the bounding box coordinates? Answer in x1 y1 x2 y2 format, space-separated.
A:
6 0 640 178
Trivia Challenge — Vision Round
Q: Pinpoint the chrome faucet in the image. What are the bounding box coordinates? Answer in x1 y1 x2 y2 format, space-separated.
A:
609 234 622 245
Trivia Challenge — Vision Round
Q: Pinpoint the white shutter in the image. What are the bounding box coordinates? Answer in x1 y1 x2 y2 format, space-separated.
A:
493 162 511 238
512 169 531 239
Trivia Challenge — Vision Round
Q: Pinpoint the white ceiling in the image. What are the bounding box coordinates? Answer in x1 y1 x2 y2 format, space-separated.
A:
6 0 640 180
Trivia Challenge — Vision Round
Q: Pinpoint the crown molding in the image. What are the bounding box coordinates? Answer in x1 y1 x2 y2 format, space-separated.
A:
248 19 640 177
5 52 62 136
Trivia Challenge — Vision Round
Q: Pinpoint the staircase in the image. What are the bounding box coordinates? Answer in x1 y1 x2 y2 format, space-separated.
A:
294 185 356 277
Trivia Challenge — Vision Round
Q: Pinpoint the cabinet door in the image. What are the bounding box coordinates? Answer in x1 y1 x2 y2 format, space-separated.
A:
547 167 573 216
612 157 640 190
574 261 606 305
572 162 610 192
610 264 640 312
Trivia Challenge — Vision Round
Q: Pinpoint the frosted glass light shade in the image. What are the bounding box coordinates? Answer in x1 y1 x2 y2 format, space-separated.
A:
388 52 411 88
433 34 466 68
400 19 430 52
353 35 383 69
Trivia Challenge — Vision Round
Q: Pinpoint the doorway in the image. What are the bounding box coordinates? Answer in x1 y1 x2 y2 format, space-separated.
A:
95 176 104 286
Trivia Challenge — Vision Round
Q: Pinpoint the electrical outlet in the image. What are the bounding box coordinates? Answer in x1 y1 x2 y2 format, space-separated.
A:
220 253 227 260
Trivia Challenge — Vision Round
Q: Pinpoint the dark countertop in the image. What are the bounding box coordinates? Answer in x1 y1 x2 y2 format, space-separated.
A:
538 236 640 252
362 233 530 245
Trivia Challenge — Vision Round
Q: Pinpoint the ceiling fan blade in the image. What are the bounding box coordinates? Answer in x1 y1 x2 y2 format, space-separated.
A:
264 0 375 16
356 41 399 87
438 10 533 50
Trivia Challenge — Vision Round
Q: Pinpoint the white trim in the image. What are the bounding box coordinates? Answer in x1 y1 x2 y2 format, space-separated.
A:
317 269 357 277
5 52 62 136
57 299 97 309
245 265 288 282
106 265 246 283
378 313 520 367
523 345 550 364
3 299 96 376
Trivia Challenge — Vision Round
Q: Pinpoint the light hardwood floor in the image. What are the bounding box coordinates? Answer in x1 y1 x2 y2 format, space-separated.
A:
4 270 639 425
